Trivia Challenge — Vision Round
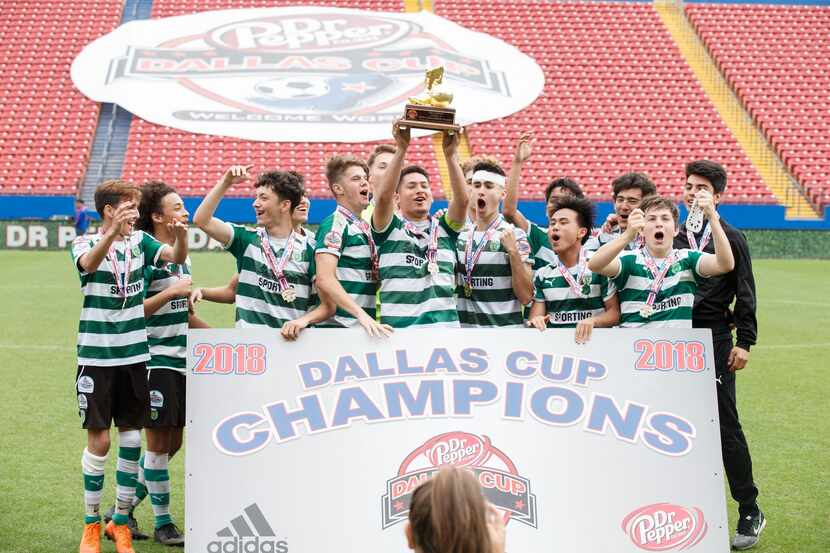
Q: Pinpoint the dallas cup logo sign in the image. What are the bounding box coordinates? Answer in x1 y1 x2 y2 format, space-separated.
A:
622 503 708 551
71 7 544 142
381 431 537 529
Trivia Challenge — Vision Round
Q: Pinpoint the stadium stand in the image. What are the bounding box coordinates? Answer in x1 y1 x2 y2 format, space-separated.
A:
0 0 123 194
686 3 830 208
434 0 773 203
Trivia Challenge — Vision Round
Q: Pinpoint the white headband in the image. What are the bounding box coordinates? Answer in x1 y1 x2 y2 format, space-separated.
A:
472 170 506 187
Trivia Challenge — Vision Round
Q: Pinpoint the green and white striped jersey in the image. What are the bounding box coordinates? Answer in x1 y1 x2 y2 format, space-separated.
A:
526 222 559 272
372 212 462 328
71 231 164 367
584 227 643 252
315 208 378 327
144 255 192 373
455 217 532 327
225 223 316 329
533 256 615 328
613 248 704 328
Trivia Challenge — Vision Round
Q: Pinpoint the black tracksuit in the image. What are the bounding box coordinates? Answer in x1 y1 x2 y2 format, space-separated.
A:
674 218 760 516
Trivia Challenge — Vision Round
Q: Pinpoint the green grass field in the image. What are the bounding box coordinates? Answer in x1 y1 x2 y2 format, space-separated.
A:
0 251 828 553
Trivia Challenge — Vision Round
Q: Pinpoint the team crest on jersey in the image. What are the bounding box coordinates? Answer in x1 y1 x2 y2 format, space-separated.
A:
380 431 538 529
489 239 500 252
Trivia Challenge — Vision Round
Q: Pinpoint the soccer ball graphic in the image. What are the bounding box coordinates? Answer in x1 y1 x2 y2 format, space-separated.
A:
253 76 330 100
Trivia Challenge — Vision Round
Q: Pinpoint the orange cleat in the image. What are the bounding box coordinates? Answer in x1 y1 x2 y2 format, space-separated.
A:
79 522 101 553
105 520 136 553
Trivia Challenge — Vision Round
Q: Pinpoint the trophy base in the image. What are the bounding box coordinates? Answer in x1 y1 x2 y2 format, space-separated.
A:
399 104 461 133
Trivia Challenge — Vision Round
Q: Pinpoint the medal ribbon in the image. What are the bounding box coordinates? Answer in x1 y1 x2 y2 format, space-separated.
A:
258 228 295 293
402 215 441 269
105 234 132 307
558 247 589 298
641 248 677 309
686 222 711 252
337 206 378 280
464 215 503 291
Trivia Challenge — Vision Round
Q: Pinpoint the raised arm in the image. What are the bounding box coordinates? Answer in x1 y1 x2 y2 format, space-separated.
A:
315 252 392 337
502 227 534 304
695 191 735 277
587 209 643 277
372 123 409 232
193 165 252 245
158 220 188 264
77 202 137 273
444 130 470 226
503 132 534 232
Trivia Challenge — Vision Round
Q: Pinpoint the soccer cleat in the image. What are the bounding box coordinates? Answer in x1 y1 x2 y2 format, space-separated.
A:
103 505 148 540
731 510 766 550
154 523 185 547
105 520 136 553
79 522 101 553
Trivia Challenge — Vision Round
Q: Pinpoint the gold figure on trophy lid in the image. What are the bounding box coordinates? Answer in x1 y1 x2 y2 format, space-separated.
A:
408 67 454 108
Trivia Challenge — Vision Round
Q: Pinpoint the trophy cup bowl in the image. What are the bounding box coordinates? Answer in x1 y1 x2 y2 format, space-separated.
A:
399 67 462 133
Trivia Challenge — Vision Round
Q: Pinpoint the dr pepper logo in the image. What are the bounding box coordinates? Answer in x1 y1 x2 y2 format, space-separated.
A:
381 431 537 529
622 503 708 551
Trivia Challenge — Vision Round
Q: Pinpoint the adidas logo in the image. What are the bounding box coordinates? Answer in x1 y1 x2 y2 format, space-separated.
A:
207 503 288 553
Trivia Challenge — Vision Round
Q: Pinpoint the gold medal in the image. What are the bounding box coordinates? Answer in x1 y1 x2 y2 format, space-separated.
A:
281 287 297 303
639 305 654 318
464 283 472 297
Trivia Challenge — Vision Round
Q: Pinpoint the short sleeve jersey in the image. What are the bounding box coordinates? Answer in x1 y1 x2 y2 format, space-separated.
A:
526 222 560 272
455 217 532 327
315 208 378 327
225 224 316 328
144 255 192 373
372 212 462 328
584 227 642 252
613 248 705 328
533 255 615 328
71 231 164 367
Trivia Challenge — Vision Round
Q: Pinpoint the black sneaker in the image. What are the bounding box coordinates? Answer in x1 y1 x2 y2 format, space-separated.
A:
102 505 149 540
731 510 765 550
154 523 185 547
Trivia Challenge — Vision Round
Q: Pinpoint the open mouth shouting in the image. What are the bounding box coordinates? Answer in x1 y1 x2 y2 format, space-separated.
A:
654 230 665 242
551 232 562 244
477 198 486 210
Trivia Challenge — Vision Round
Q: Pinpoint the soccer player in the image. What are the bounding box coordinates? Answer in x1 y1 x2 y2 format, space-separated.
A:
193 166 333 334
587 193 734 327
362 143 396 222
370 122 468 327
315 155 391 336
585 172 657 251
72 180 187 553
456 161 534 327
528 196 619 342
115 181 189 546
673 160 763 549
502 131 584 272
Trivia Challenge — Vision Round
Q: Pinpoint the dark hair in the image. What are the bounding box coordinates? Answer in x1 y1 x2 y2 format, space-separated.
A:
461 154 501 176
409 467 491 553
685 159 727 193
551 196 595 245
75 198 85 204
367 144 396 170
611 172 657 198
137 180 177 232
398 164 430 191
544 177 583 203
471 161 505 177
94 179 141 217
255 170 305 211
640 194 679 225
325 154 369 188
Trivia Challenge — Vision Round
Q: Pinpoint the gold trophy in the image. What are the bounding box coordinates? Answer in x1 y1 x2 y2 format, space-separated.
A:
399 67 461 133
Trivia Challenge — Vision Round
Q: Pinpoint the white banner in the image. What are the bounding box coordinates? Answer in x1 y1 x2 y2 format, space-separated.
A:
186 328 728 553
71 7 545 142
